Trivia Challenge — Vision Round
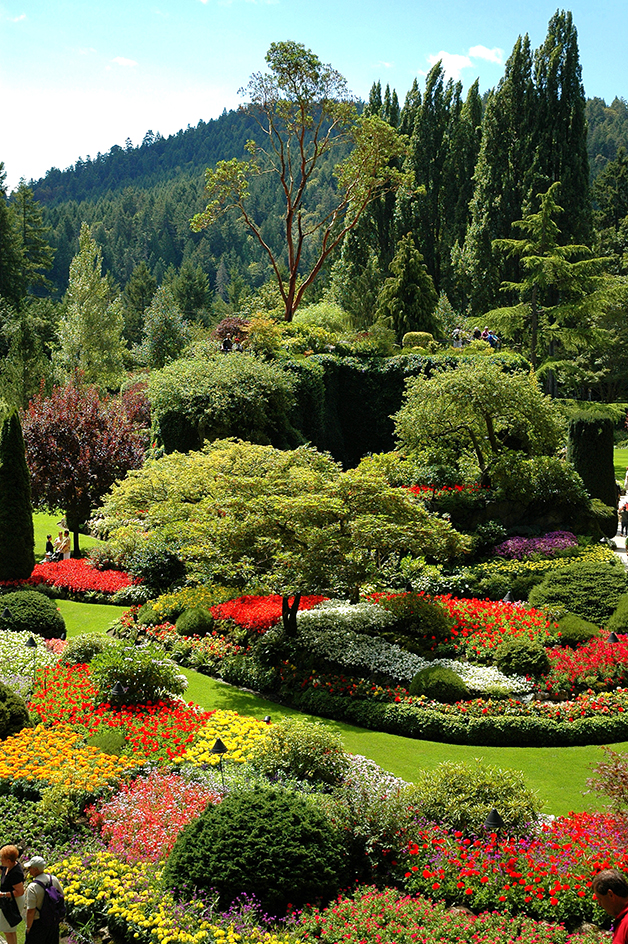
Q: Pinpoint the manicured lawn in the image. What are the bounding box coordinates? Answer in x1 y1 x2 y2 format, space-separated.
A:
615 446 628 483
58 598 616 817
33 511 102 559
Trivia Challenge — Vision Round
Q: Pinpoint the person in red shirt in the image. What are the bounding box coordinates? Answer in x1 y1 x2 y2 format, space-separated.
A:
593 870 628 943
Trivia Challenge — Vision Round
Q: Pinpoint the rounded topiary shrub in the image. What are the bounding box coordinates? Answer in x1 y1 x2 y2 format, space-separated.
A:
407 760 543 837
0 590 66 639
0 680 29 739
607 594 628 635
136 602 162 626
557 613 601 647
162 786 347 915
494 638 550 678
175 606 215 637
409 666 469 703
528 561 627 625
402 331 436 350
128 547 186 593
376 593 453 654
249 717 349 786
90 642 187 705
60 633 114 665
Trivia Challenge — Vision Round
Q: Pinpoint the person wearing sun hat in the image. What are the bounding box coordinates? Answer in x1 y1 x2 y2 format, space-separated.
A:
24 856 64 944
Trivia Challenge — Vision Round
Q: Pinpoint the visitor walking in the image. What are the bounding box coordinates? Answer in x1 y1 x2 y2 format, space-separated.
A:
24 856 64 944
0 845 25 944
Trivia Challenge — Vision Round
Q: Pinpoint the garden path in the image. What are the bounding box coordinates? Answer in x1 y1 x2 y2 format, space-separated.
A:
612 532 628 567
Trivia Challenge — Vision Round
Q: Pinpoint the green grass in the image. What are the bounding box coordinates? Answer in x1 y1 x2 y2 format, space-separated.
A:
57 598 617 817
615 446 628 483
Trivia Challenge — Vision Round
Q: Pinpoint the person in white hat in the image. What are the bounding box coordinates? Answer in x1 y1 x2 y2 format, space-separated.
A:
24 857 63 944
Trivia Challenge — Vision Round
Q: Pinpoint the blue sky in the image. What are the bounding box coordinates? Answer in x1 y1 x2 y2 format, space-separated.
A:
1 0 625 190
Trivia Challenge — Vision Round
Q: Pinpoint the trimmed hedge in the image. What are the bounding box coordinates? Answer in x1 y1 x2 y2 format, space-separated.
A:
528 560 627 625
283 686 628 747
0 589 66 639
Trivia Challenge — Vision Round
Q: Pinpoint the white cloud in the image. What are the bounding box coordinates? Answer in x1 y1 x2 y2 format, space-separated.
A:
427 51 472 82
10 13 26 21
376 60 394 70
111 56 138 67
469 44 504 65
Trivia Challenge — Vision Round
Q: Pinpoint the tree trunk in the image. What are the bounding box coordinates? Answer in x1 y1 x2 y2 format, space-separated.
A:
282 593 301 637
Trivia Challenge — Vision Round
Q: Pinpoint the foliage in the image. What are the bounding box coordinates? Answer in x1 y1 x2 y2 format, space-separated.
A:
97 440 466 597
191 41 409 321
568 413 617 517
0 588 66 639
408 666 469 703
0 409 35 580
587 746 628 816
148 355 299 452
141 285 188 368
0 679 30 740
22 377 145 555
408 759 542 836
163 785 347 913
544 635 628 696
127 545 186 593
249 716 349 786
394 360 563 483
494 638 551 679
402 331 437 350
376 234 439 341
528 560 628 625
90 642 187 706
60 633 114 665
0 793 78 851
374 592 453 655
0 629 56 699
88 770 221 863
55 222 126 387
175 606 215 637
557 613 601 647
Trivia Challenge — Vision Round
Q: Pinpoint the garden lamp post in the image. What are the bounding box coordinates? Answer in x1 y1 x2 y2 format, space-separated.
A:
607 632 620 644
25 636 37 695
109 681 128 703
211 737 228 789
263 716 271 724
1 607 11 623
484 808 505 833
502 591 514 604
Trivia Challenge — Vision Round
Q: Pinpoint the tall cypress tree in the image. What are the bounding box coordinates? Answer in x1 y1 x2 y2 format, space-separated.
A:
0 408 35 580
0 164 23 309
376 233 439 341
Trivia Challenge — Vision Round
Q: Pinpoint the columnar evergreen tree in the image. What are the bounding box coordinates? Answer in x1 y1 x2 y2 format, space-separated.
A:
55 223 126 387
122 262 157 343
10 181 55 296
142 285 188 368
0 164 23 309
0 409 35 580
376 233 439 341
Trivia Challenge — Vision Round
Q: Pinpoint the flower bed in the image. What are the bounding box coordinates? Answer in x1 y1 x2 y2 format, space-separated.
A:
545 635 628 696
174 709 270 767
211 594 327 631
0 724 136 796
0 630 58 698
0 559 134 596
297 885 599 943
88 770 221 862
400 811 624 927
30 663 213 762
493 531 579 560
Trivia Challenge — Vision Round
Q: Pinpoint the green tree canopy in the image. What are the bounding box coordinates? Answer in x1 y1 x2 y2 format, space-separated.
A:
376 233 439 341
393 359 564 484
191 41 409 321
97 439 465 598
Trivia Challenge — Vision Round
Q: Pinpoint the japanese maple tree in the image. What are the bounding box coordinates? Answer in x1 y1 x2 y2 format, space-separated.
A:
22 378 146 556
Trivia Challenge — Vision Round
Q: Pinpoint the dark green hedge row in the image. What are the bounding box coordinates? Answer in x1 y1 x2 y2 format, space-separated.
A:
283 686 628 747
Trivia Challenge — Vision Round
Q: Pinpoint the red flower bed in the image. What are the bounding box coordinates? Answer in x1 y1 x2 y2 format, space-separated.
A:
407 484 484 496
0 559 134 595
402 811 626 926
434 595 557 660
545 634 628 696
210 594 327 631
87 770 221 862
30 663 212 762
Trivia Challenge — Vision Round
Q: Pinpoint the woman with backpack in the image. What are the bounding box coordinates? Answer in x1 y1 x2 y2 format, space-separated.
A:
0 845 25 944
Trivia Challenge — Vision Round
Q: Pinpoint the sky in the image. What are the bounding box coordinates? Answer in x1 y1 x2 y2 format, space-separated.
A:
1 0 626 191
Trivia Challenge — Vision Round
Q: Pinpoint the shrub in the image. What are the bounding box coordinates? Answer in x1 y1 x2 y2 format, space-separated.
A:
90 642 187 705
0 679 29 739
590 498 618 538
528 560 627 625
408 760 543 836
249 717 350 786
136 602 162 626
0 794 80 849
86 727 128 756
127 546 186 593
607 594 628 635
557 612 601 647
0 589 66 639
402 331 437 351
375 593 453 654
495 638 551 678
162 786 347 914
408 666 469 703
175 606 215 637
60 633 114 665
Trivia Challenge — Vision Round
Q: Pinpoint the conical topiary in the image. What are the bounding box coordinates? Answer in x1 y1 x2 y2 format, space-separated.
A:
0 409 35 580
